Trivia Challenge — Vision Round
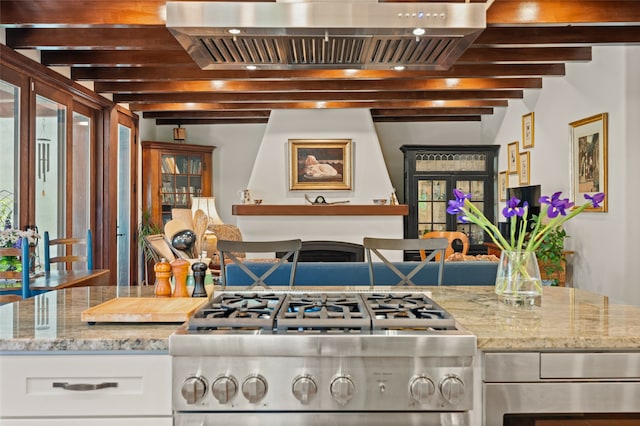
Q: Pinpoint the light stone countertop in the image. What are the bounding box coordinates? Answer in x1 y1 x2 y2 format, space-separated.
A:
1 286 639 353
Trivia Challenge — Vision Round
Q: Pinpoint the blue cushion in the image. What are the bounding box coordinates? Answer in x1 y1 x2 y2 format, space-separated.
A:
224 261 498 287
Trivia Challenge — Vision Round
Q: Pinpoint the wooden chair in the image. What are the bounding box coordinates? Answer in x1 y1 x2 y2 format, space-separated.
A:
420 231 470 261
218 239 302 289
364 237 447 288
0 237 32 301
43 230 94 272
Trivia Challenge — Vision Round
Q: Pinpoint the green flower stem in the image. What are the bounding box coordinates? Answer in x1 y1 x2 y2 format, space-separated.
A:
461 200 511 250
525 202 593 253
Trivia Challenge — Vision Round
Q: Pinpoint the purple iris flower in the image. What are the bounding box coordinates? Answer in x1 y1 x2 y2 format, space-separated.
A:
502 196 526 218
447 189 472 215
541 192 573 218
14 238 22 249
585 192 605 208
447 199 465 215
452 188 472 202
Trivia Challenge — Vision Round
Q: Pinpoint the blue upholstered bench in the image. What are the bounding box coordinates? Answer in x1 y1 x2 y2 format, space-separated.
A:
224 261 498 287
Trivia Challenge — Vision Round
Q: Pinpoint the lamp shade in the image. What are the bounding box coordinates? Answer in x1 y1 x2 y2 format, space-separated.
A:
191 197 224 225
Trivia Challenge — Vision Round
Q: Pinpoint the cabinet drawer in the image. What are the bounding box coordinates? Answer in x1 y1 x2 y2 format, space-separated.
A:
1 418 172 425
0 354 171 417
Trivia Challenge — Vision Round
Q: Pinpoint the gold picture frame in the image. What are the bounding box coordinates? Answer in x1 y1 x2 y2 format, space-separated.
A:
518 151 530 185
498 171 508 201
507 141 519 174
522 112 535 149
289 139 352 190
570 113 608 212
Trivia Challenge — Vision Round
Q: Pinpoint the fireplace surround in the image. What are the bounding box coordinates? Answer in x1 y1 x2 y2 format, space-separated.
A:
277 240 365 262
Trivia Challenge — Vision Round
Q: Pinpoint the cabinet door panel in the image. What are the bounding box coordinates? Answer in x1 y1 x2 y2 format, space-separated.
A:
0 354 171 417
2 418 172 425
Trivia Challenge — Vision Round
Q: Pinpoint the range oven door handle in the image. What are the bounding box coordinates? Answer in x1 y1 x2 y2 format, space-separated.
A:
52 381 118 391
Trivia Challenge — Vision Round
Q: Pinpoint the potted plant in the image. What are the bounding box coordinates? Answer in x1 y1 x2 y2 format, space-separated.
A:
535 226 568 286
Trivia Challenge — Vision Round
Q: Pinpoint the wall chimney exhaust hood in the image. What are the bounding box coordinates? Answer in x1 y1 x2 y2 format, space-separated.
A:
166 1 486 70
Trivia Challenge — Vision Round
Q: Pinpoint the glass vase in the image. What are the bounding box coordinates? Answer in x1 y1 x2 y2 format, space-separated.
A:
495 251 543 306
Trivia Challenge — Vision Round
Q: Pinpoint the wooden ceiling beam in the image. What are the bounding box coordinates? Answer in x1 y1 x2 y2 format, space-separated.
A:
153 116 485 124
144 110 273 119
486 1 640 25
373 115 483 122
114 89 523 103
371 107 493 117
47 47 586 67
129 100 508 111
71 63 566 81
2 0 638 27
371 107 493 116
95 77 541 93
477 26 640 46
156 118 271 125
8 25 633 52
5 27 181 50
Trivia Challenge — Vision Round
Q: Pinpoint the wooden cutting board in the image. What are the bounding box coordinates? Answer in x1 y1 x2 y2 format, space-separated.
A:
81 297 208 323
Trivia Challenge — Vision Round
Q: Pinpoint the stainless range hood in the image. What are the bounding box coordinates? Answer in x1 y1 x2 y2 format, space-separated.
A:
166 1 486 70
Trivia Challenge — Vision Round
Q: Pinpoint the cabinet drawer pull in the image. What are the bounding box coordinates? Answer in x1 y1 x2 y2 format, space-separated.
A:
52 382 118 391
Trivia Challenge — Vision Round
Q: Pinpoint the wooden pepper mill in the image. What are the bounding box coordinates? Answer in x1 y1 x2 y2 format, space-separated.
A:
191 260 208 298
170 258 190 297
154 258 172 297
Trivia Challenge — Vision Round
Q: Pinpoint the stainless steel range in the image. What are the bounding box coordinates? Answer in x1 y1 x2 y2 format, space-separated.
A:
170 290 476 426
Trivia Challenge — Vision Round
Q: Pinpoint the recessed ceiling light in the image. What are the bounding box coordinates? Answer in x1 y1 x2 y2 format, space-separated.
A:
412 28 425 36
228 28 241 35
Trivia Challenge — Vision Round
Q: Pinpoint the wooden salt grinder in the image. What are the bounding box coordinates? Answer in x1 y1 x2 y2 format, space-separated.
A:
154 258 172 297
170 258 190 297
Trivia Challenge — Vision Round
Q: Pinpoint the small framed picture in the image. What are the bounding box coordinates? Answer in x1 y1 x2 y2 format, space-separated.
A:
498 171 508 201
518 151 530 185
507 141 519 174
522 112 535 149
570 112 608 212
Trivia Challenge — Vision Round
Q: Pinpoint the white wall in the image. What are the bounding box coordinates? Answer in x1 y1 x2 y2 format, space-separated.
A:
481 45 640 305
238 109 403 253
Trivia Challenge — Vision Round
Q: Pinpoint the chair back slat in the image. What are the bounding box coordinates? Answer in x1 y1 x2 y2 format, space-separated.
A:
363 237 447 288
218 239 302 289
43 230 93 272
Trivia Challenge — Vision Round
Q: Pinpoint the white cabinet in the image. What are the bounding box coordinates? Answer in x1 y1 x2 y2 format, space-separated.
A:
0 353 172 425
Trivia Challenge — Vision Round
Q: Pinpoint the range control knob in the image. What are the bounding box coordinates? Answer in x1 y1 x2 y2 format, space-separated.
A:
181 376 207 405
242 375 268 403
211 376 238 405
439 375 465 405
292 375 317 404
409 376 435 404
330 376 355 406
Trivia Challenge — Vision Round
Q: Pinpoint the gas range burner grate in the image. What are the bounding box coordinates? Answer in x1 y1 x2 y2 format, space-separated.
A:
188 292 285 331
276 293 371 333
364 293 457 330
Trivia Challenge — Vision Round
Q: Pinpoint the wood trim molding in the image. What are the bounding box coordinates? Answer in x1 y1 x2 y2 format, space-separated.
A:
232 204 408 216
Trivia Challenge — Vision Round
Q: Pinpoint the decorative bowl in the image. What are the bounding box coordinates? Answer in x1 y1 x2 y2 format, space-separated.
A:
372 198 387 205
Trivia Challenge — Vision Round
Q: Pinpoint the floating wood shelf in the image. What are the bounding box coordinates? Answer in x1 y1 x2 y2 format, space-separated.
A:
232 204 408 216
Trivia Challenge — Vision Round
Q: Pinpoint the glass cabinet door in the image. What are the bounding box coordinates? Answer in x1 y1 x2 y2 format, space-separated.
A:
160 153 205 224
454 178 488 246
416 177 449 236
